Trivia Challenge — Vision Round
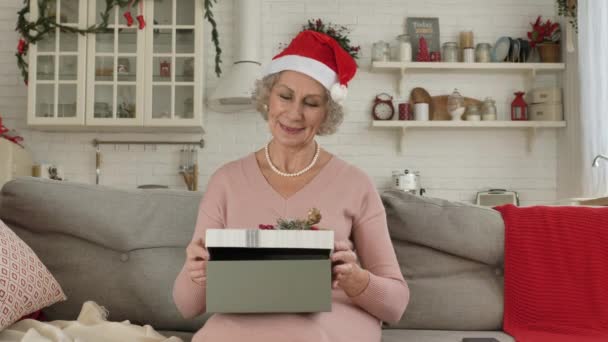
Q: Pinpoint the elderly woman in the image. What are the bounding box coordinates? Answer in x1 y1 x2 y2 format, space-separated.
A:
173 30 409 342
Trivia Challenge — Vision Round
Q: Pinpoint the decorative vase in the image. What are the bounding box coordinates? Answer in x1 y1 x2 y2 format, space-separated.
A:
527 46 541 63
538 43 561 63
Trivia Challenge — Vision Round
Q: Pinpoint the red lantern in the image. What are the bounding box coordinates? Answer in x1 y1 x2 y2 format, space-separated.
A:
511 91 528 121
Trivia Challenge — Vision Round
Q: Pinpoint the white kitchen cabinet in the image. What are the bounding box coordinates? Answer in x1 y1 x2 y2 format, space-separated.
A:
27 0 204 132
144 0 203 128
27 0 88 127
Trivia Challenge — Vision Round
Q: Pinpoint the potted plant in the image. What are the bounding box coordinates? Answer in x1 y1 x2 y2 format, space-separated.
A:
527 16 561 63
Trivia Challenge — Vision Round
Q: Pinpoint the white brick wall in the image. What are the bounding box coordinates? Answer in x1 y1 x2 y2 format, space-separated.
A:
0 0 562 205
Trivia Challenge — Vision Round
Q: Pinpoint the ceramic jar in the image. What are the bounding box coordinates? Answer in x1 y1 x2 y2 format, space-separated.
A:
442 42 459 62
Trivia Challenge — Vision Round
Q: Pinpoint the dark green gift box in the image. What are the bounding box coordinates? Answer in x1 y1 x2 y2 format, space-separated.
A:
205 229 334 313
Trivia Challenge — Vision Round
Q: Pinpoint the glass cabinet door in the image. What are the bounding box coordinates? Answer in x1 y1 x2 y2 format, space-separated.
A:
86 0 144 126
145 0 202 127
28 0 86 126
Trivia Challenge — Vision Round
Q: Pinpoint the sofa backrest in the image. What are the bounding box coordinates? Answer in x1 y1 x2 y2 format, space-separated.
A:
0 177 206 332
382 190 505 331
0 178 506 332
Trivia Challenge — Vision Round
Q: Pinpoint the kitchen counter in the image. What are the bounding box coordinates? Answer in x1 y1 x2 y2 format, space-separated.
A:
554 197 608 206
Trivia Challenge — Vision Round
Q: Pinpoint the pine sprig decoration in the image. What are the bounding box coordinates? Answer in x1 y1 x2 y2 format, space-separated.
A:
269 208 323 230
203 0 222 77
276 218 310 230
557 0 577 33
303 18 361 60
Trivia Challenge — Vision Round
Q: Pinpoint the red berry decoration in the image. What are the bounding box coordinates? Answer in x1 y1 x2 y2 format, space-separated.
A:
17 38 27 55
258 224 275 230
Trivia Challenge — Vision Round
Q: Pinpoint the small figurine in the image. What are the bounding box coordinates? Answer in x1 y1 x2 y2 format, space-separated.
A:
160 60 171 77
416 36 430 62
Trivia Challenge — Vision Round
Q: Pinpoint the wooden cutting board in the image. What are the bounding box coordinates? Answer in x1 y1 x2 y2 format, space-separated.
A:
431 95 483 120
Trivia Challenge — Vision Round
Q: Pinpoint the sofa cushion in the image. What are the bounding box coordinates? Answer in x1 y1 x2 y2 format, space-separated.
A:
382 329 514 342
381 191 505 330
0 177 206 332
0 219 66 330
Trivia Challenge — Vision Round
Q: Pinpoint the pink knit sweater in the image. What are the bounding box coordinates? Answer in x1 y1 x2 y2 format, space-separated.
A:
173 153 409 342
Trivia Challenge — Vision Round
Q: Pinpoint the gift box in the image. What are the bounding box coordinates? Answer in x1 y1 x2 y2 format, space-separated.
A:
205 229 334 313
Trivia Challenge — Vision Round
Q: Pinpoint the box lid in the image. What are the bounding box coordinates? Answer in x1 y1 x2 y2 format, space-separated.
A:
206 229 334 250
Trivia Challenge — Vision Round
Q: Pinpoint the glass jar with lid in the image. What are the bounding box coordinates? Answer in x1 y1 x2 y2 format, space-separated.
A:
465 104 481 121
447 88 465 120
481 97 497 120
481 97 496 115
442 42 459 62
475 43 492 63
396 34 412 62
372 40 390 62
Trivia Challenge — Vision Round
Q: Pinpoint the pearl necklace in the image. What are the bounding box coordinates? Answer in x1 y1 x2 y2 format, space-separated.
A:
265 141 320 177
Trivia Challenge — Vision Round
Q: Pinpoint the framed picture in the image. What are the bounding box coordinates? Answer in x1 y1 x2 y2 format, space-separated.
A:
407 17 440 55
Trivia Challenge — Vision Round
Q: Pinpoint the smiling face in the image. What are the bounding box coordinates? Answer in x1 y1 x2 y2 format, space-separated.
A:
267 71 328 149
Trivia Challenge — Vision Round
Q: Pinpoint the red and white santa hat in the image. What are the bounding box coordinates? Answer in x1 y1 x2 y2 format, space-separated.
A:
263 30 357 105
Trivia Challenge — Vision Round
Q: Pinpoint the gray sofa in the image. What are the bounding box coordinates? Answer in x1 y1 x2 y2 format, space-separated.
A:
0 177 514 341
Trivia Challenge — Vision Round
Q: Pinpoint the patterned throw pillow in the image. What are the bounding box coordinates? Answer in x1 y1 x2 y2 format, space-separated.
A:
0 219 66 330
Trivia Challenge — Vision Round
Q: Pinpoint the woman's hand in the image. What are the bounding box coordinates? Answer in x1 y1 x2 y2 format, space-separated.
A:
331 240 370 297
186 239 209 286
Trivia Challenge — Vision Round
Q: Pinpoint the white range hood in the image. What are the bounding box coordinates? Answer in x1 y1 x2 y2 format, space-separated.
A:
208 0 262 113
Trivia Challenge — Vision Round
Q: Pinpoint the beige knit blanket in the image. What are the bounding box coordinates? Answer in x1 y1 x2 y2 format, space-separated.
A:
0 301 183 342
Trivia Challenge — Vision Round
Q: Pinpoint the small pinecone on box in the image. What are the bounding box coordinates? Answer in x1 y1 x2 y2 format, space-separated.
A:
306 208 321 226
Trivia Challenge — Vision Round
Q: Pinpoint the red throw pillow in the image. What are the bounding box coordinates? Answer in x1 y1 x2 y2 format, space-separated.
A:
18 309 46 322
0 219 66 330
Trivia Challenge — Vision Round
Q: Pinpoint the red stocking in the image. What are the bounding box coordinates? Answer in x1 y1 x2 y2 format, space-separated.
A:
123 11 134 26
137 15 146 29
123 0 136 26
137 0 146 29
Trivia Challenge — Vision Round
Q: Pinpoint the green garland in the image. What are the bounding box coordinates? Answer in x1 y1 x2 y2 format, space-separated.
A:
557 0 578 33
15 0 223 85
204 0 222 77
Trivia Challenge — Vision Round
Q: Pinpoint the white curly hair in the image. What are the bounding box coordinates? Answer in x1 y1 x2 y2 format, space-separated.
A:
252 72 345 136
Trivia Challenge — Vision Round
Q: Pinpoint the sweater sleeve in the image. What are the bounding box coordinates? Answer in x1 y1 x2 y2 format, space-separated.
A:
173 170 227 319
348 176 409 324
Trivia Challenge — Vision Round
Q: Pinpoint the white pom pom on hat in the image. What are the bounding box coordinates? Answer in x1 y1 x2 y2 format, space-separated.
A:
263 30 357 105
330 83 348 105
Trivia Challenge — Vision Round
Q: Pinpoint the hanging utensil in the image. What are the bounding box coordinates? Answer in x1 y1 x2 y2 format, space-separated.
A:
192 146 199 191
179 146 186 173
95 146 102 185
